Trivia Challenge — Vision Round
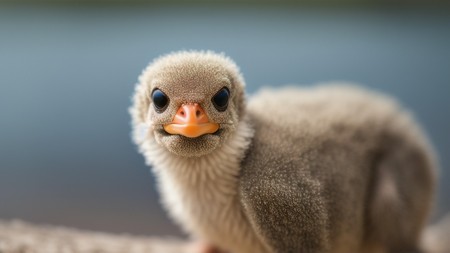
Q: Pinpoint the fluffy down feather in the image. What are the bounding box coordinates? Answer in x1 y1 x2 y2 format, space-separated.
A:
130 51 437 253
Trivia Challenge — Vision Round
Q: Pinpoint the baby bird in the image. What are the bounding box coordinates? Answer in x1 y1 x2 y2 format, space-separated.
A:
130 51 436 253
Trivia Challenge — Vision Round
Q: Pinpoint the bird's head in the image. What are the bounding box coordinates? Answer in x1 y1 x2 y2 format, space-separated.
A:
131 51 246 157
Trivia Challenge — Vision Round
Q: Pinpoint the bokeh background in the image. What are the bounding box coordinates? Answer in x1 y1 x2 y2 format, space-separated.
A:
0 0 449 237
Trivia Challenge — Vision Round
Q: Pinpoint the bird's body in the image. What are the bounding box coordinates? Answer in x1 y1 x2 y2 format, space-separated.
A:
241 86 435 253
131 51 436 253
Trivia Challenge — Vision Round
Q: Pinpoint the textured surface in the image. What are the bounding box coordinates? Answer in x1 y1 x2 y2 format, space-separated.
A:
1 217 449 253
0 220 187 253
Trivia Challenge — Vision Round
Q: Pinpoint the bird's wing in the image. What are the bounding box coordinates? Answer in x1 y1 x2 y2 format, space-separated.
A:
240 170 329 253
239 114 330 253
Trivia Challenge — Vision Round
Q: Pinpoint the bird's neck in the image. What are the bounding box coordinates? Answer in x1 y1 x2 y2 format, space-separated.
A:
148 115 254 184
146 116 271 253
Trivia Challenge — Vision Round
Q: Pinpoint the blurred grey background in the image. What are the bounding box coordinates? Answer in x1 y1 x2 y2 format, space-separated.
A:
0 0 449 237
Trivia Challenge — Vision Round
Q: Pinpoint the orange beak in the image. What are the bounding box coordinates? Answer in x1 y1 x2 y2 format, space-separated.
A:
163 103 219 138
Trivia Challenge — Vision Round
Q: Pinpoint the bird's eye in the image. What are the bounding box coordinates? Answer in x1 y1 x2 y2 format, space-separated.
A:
151 89 169 112
212 87 230 112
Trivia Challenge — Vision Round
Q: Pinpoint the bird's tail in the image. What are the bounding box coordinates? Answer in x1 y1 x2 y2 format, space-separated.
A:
421 214 450 253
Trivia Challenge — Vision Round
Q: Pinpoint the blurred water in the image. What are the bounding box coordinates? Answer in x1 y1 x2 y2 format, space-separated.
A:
0 5 449 236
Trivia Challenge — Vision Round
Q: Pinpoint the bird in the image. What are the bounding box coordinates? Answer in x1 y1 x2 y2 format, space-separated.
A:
130 51 437 253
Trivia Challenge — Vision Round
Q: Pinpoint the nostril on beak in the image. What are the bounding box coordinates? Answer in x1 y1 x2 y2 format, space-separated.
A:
173 103 209 124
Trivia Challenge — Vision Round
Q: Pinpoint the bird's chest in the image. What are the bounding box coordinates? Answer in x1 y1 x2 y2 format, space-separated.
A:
155 162 269 253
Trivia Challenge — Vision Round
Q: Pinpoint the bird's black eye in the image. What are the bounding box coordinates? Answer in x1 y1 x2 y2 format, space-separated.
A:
212 87 230 112
152 89 169 112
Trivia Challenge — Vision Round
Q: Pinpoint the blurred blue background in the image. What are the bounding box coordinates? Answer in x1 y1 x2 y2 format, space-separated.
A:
0 1 449 236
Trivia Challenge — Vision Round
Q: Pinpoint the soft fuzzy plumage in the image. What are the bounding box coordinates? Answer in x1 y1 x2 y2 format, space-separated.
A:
130 51 436 253
241 85 436 253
